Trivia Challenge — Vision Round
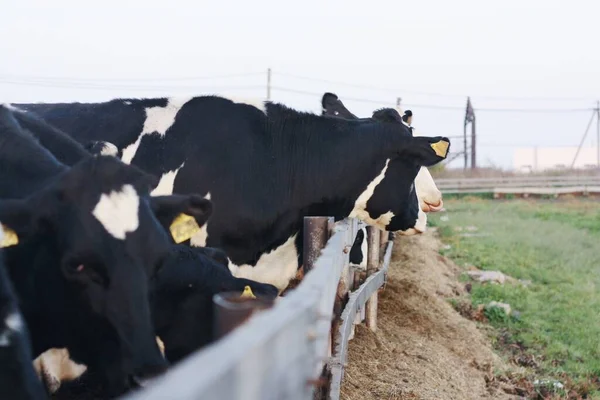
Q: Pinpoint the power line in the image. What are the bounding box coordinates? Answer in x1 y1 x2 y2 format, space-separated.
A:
274 71 598 102
0 71 265 83
477 143 596 148
271 86 593 113
0 78 265 92
2 69 598 103
274 72 463 98
0 75 595 113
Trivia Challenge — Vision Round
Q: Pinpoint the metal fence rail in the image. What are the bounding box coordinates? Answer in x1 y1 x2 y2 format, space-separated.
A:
123 217 388 400
436 175 600 195
329 237 394 400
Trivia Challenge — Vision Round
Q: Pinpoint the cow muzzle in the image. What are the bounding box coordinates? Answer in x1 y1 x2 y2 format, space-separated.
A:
422 199 444 213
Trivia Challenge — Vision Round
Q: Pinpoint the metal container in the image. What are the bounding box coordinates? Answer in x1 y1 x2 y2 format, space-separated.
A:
213 291 276 340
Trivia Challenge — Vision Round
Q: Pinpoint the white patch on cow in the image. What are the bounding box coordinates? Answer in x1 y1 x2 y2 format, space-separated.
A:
123 101 132 105
121 97 192 164
228 234 298 292
0 312 23 347
190 192 211 247
414 167 443 212
92 184 140 240
397 208 427 236
99 142 119 157
33 348 87 394
151 162 185 196
5 312 23 332
220 95 267 114
352 227 368 271
413 207 428 232
359 228 368 269
349 159 396 230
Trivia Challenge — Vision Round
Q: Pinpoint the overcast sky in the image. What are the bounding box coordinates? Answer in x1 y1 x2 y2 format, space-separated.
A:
2 0 599 169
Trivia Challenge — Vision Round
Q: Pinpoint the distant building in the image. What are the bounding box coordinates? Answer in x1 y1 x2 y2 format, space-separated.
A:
513 146 599 172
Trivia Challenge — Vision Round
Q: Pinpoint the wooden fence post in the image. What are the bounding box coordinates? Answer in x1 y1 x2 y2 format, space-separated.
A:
303 217 333 400
365 226 380 332
303 217 332 275
379 229 389 259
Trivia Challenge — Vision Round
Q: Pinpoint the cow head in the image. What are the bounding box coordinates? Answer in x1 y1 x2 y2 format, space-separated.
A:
350 135 448 233
321 93 446 233
150 246 278 363
0 155 213 396
370 108 444 213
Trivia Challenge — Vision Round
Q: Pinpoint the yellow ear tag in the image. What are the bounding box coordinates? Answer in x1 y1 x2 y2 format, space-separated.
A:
240 285 256 300
430 140 449 158
169 213 201 244
0 224 19 248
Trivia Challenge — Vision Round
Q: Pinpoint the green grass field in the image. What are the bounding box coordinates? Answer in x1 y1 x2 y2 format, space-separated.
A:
428 197 600 398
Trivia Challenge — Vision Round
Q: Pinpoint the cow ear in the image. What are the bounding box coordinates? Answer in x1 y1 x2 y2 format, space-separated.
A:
149 194 213 243
401 136 450 167
321 92 340 112
0 200 36 248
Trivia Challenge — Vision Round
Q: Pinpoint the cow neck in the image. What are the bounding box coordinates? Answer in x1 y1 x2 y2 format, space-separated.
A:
12 110 91 167
0 110 67 198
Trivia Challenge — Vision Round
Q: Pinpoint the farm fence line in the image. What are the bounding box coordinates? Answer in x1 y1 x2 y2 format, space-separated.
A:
436 174 600 196
122 216 394 400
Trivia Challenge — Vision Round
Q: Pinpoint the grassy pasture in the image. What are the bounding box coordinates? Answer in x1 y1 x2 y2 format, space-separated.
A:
429 197 600 398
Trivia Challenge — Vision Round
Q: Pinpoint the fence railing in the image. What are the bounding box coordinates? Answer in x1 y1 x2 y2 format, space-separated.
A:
436 175 600 195
122 217 394 400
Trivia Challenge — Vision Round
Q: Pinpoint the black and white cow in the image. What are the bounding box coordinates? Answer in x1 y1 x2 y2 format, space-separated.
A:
321 93 444 214
321 93 446 270
0 226 47 400
33 244 278 396
15 96 450 292
0 105 212 396
150 245 278 363
6 105 277 395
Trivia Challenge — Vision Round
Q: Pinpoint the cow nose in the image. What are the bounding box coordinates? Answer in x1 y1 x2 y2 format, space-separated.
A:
422 199 443 212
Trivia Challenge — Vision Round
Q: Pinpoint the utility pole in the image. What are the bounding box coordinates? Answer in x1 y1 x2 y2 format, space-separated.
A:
570 109 596 169
471 113 477 169
463 123 468 170
597 100 599 168
464 97 475 170
266 68 271 101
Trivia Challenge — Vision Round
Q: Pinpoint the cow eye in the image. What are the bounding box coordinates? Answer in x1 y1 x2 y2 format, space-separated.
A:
64 261 85 274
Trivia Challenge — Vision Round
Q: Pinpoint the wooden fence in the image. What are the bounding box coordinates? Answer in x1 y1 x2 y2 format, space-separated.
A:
435 175 600 196
122 217 393 400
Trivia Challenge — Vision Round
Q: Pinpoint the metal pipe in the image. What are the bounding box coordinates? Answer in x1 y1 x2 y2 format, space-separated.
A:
213 291 275 340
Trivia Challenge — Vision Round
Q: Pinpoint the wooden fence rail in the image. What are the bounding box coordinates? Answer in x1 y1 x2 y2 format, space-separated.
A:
436 175 600 195
122 217 393 400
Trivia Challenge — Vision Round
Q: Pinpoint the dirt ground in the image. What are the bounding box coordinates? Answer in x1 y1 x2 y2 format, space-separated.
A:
340 230 520 400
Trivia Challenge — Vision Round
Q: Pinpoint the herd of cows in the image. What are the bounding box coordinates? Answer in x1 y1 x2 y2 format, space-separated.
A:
0 90 450 399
